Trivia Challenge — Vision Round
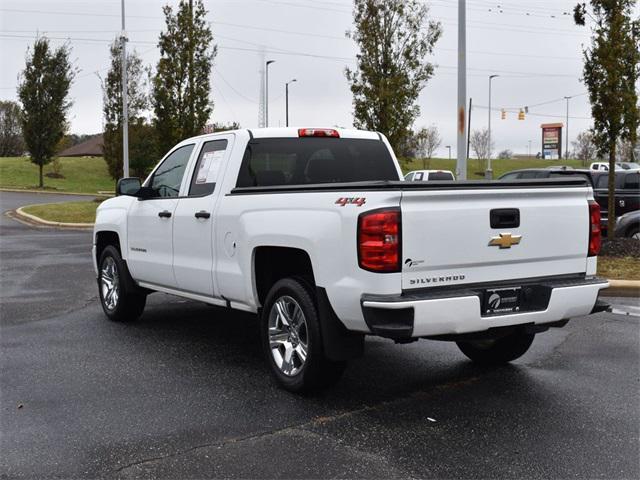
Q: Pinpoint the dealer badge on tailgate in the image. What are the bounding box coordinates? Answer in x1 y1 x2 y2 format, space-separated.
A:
483 287 522 315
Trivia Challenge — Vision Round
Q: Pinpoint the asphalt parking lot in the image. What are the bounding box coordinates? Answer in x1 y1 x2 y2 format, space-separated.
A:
1 191 639 479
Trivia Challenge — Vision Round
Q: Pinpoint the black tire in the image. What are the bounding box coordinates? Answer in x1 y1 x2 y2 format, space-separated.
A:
626 225 639 240
260 277 346 393
98 245 146 322
456 330 535 365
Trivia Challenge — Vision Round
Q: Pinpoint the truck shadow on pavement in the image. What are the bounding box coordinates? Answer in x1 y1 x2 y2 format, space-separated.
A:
118 294 520 406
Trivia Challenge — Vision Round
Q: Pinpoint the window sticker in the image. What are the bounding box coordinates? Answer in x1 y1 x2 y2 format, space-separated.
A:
204 150 225 183
196 150 225 184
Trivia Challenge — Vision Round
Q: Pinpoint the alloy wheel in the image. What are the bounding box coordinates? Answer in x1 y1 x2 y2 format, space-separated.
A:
268 295 309 376
100 256 120 311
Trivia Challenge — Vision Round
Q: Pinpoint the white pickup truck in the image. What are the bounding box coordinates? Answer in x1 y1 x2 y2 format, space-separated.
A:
93 127 609 392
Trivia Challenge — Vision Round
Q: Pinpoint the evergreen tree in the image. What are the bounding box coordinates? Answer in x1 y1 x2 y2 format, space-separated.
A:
345 0 441 152
574 1 639 237
0 101 24 156
153 0 216 155
17 38 74 187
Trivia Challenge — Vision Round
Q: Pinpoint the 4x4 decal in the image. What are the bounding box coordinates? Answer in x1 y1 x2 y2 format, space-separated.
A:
335 197 366 207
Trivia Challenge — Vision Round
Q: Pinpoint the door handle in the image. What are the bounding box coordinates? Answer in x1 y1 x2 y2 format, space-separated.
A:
158 210 172 218
195 210 211 219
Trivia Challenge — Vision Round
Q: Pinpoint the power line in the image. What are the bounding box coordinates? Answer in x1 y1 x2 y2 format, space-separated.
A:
0 32 584 79
0 7 590 38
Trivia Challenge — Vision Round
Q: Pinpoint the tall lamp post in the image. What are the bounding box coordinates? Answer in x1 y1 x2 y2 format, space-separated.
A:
121 0 129 177
486 74 499 179
265 60 275 127
456 0 467 180
564 95 571 159
446 145 451 160
285 78 297 127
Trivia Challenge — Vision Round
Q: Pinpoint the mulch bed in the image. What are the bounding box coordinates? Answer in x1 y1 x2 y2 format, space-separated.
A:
600 238 640 258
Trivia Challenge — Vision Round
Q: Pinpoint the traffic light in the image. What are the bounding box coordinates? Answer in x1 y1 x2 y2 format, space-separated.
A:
501 108 506 120
518 108 525 120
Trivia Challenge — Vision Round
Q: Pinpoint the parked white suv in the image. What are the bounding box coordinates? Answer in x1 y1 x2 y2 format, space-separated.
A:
590 162 622 172
404 169 455 181
93 127 609 392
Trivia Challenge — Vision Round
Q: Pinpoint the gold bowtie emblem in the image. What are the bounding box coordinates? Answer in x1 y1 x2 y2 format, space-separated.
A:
489 233 522 249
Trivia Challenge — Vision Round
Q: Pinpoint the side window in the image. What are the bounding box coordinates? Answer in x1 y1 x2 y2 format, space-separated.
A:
500 172 520 181
150 144 194 198
414 172 424 181
519 171 541 179
189 139 228 196
596 174 609 188
624 172 640 189
404 172 414 181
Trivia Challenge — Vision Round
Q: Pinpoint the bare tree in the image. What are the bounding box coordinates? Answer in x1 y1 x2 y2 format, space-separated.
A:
572 130 597 166
414 125 442 169
470 128 492 172
498 149 513 159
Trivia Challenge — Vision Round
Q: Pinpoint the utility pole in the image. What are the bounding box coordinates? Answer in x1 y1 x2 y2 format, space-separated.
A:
456 0 467 180
265 60 275 127
121 0 129 177
528 139 532 158
285 78 296 127
446 145 451 160
466 97 472 166
564 96 571 159
486 74 499 179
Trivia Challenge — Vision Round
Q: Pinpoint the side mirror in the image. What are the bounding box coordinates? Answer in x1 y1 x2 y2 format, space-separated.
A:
116 177 142 197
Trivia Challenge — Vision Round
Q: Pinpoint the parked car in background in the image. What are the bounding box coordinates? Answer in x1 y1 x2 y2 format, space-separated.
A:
593 170 640 229
616 162 640 170
404 170 455 181
590 162 623 172
498 168 597 187
614 210 639 239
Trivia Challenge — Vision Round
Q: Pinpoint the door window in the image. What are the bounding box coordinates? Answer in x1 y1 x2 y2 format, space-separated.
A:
189 139 229 196
414 172 424 181
624 172 639 189
149 144 194 198
500 172 520 180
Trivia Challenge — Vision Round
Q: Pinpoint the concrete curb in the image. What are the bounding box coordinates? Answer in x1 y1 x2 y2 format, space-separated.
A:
15 206 94 229
0 187 113 197
600 280 640 298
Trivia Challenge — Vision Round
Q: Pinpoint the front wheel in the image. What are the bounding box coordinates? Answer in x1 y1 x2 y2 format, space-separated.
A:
98 245 146 322
456 330 535 365
260 278 346 392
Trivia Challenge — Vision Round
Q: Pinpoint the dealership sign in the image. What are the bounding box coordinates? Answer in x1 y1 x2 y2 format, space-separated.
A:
541 123 563 160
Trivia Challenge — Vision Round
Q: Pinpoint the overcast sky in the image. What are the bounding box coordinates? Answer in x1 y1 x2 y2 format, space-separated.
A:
1 0 633 157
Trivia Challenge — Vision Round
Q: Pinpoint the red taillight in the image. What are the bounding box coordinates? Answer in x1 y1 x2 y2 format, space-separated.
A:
298 128 340 138
588 200 601 257
358 208 401 272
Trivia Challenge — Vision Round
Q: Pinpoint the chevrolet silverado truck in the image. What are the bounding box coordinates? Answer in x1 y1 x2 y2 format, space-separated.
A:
93 127 609 392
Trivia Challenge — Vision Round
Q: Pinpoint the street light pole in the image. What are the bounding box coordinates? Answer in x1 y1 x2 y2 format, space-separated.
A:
564 96 571 160
265 60 275 127
446 145 451 160
486 74 499 179
285 78 296 127
456 0 467 180
121 0 129 178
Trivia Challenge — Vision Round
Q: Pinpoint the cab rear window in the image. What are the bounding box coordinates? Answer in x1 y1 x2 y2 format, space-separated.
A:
235 138 399 187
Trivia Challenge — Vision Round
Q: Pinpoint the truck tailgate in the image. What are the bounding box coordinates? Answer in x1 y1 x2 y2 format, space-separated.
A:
400 185 590 290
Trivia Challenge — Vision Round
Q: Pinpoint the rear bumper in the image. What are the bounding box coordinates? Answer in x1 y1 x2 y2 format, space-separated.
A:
361 275 609 340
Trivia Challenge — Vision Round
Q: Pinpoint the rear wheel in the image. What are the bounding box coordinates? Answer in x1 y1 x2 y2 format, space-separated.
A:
456 330 535 365
260 278 345 392
98 245 146 322
627 225 639 240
